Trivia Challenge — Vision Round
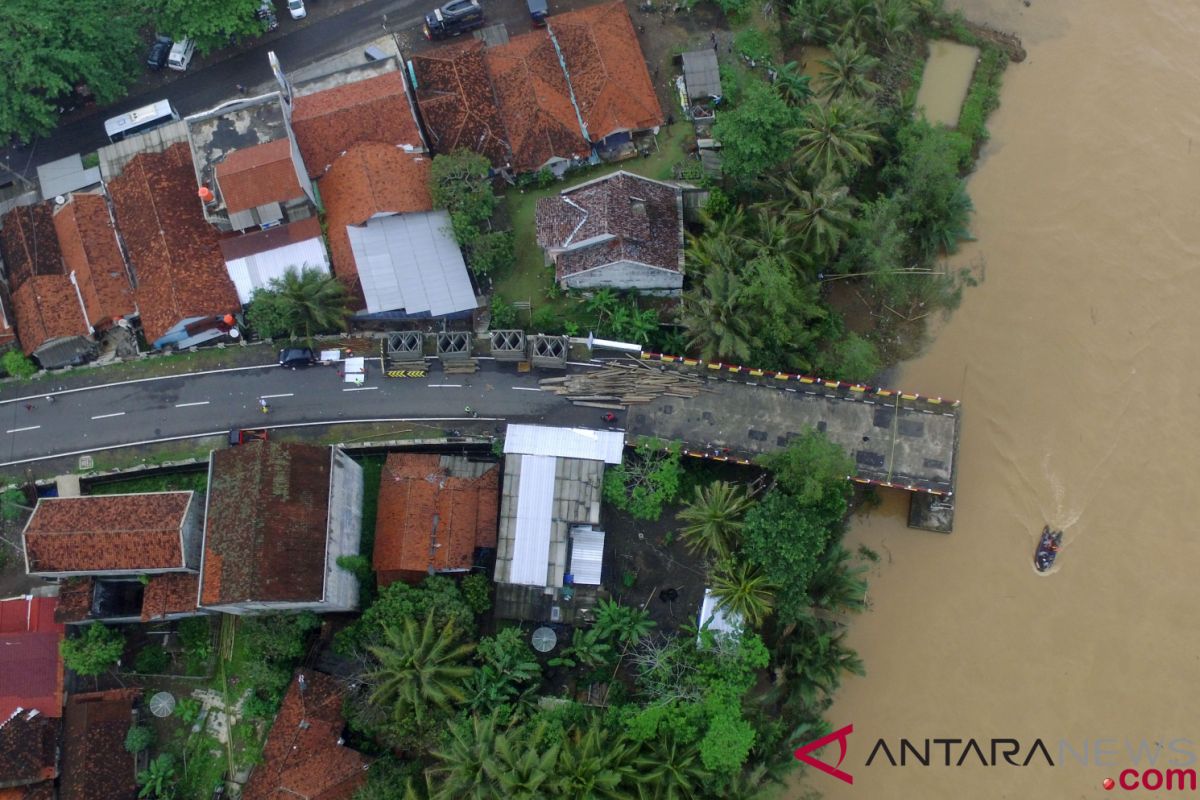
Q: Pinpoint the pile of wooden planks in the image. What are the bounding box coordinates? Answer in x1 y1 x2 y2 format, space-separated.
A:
443 359 479 375
539 363 705 408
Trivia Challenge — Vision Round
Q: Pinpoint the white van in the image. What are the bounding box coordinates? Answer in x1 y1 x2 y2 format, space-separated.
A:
167 39 195 71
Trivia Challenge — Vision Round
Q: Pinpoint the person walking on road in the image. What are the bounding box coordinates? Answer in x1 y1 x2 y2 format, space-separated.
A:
259 397 270 414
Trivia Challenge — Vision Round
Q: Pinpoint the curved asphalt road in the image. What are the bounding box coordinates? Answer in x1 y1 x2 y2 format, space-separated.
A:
0 359 614 466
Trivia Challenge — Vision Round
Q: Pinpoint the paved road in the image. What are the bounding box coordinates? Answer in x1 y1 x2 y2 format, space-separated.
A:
0 360 612 466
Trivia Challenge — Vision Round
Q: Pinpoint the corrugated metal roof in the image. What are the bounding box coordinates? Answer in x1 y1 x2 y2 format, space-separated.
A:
346 209 477 316
682 49 722 100
38 155 101 200
568 526 604 585
504 424 624 464
697 587 742 641
508 455 556 586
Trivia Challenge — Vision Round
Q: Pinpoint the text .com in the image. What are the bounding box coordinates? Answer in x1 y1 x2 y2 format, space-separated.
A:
1108 769 1198 792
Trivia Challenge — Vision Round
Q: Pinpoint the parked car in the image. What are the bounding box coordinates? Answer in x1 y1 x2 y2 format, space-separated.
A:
423 0 484 40
527 0 548 27
258 0 280 30
278 347 315 369
167 38 195 71
228 428 269 446
287 0 306 19
146 35 173 71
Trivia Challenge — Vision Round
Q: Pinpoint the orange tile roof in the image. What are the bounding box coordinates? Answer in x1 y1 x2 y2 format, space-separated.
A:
51 194 135 328
373 454 499 586
53 578 94 624
0 204 62 291
320 144 433 302
59 689 140 800
23 493 193 574
548 2 663 140
485 33 591 172
141 573 200 621
293 71 424 177
409 39 512 167
215 138 305 213
108 143 240 342
242 671 371 800
0 596 64 721
0 710 58 789
10 275 89 356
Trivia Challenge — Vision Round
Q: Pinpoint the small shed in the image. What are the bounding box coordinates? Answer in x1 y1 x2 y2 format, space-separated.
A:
682 49 722 102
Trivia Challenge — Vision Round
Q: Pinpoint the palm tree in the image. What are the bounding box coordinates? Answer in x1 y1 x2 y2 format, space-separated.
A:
710 560 778 629
680 270 759 364
487 723 559 799
873 0 919 51
273 265 351 343
817 40 881 102
770 622 865 710
554 726 641 799
792 99 883 183
775 175 858 258
429 714 501 800
364 612 476 729
773 61 812 106
636 731 707 800
722 764 782 800
685 209 750 275
594 598 656 648
807 545 869 615
677 481 752 561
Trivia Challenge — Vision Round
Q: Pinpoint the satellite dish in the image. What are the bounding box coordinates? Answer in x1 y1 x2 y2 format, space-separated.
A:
229 327 240 339
531 626 557 653
149 691 176 718
54 195 66 206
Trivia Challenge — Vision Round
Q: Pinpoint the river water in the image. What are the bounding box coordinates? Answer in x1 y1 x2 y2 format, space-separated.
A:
795 1 1200 797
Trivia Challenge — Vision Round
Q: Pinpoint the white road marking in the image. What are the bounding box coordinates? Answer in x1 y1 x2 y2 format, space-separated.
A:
259 393 294 399
6 425 40 433
343 386 378 392
427 384 462 388
91 412 126 419
175 401 210 408
511 387 541 392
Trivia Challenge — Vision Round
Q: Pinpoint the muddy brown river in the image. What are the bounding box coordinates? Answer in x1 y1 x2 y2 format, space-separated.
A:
793 1 1200 797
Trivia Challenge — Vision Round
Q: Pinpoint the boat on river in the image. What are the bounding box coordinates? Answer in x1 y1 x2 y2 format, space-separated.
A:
1034 526 1063 573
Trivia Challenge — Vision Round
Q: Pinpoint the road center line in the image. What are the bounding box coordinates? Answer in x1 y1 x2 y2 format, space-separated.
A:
6 425 41 434
343 386 378 392
511 387 541 392
259 393 294 399
91 412 126 420
175 401 210 408
427 384 462 388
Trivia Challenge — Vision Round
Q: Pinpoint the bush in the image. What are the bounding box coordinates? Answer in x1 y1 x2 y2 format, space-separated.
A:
1 349 37 379
336 575 474 654
134 645 169 674
245 288 292 340
0 488 27 522
956 47 1006 154
467 231 515 276
490 295 518 329
530 306 564 334
601 439 683 521
176 697 203 725
124 725 154 753
61 623 124 676
461 573 492 614
536 168 555 189
177 617 213 674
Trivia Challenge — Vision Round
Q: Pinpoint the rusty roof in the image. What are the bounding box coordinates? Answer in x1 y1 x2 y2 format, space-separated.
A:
535 171 682 276
141 573 200 621
0 596 64 721
0 204 62 291
53 578 94 624
218 216 323 262
0 711 58 790
201 442 331 606
242 671 371 800
23 493 193 574
409 40 511 167
59 689 139 800
0 783 54 800
108 143 240 342
10 275 89 356
293 71 424 178
373 454 498 585
549 2 663 140
52 194 135 328
485 33 591 172
215 138 305 214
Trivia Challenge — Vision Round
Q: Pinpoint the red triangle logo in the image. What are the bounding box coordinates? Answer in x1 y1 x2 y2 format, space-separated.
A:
794 723 854 785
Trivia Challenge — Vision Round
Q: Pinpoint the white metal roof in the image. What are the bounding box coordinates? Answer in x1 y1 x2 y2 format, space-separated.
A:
223 236 329 304
697 587 743 641
504 425 624 464
345 209 477 316
508 455 556 586
37 156 101 201
568 526 604 585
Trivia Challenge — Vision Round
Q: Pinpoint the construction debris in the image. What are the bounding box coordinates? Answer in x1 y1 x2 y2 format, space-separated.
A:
539 363 706 406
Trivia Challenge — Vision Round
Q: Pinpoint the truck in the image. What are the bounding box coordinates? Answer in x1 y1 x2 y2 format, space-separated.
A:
423 0 484 40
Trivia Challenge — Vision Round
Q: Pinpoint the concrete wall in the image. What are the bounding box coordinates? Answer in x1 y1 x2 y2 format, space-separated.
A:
562 261 682 293
323 447 363 612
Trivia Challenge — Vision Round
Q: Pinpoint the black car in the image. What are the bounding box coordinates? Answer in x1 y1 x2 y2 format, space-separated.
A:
278 347 315 369
424 0 484 40
146 35 173 70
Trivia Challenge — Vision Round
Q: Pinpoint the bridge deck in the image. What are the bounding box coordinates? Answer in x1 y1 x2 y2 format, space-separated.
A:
623 358 960 496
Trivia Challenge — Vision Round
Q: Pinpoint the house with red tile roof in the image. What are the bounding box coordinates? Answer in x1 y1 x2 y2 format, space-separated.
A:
409 2 662 173
0 710 58 800
51 193 136 330
535 171 684 293
320 143 476 318
215 138 305 216
58 689 139 800
242 671 371 800
23 492 202 578
0 594 65 722
107 143 240 347
373 454 499 586
199 442 363 614
292 67 426 178
53 573 204 626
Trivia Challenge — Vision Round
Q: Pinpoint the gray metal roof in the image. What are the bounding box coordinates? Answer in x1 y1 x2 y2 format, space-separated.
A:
37 155 101 201
346 209 477 316
682 49 722 101
568 526 604 586
698 587 743 640
504 424 624 464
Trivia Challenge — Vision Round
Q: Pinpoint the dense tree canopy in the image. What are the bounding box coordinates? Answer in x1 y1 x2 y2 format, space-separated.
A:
155 0 265 55
711 80 801 184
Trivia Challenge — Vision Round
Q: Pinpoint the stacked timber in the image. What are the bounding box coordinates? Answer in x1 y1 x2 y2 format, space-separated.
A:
540 363 705 407
443 359 479 375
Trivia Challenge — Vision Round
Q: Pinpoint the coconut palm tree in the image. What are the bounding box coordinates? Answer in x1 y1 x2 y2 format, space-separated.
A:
807 545 869 615
817 40 881 102
554 725 641 799
770 621 865 710
685 208 751 275
365 612 476 729
773 61 812 107
487 722 559 799
429 714 501 800
677 481 752 561
636 731 707 800
680 270 759 364
710 560 778 629
792 99 883 183
873 0 919 51
774 175 858 258
273 265 351 343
